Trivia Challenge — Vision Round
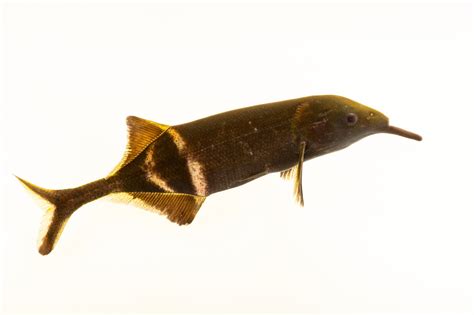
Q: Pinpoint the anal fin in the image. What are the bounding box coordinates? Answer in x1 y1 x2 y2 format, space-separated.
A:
280 141 306 206
112 192 206 225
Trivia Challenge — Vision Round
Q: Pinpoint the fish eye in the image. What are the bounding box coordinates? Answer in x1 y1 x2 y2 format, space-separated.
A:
346 113 358 126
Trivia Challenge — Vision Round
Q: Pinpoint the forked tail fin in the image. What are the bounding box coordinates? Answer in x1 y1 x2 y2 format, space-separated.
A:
16 176 82 255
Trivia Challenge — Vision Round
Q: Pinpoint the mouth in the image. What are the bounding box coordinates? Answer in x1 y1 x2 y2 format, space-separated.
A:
383 125 422 141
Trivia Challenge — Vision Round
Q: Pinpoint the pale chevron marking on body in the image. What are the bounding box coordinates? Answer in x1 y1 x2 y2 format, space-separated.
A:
167 127 208 196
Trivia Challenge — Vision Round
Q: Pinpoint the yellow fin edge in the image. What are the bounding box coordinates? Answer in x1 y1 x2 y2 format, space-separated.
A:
108 116 169 177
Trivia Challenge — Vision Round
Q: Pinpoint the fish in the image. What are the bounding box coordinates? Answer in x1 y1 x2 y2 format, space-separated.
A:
16 95 422 255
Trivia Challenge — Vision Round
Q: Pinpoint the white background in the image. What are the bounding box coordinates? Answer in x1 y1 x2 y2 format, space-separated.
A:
1 1 473 314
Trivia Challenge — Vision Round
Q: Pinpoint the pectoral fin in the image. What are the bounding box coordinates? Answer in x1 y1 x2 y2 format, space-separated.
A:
280 168 294 181
280 141 306 206
111 192 206 225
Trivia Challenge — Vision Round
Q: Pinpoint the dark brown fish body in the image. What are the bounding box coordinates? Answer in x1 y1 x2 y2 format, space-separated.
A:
16 95 422 255
129 97 303 196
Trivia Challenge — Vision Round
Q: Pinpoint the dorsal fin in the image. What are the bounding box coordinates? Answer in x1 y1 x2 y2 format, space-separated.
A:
108 116 169 177
110 192 206 225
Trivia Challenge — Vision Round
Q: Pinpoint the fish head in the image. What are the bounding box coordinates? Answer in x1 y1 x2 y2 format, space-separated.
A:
304 95 422 153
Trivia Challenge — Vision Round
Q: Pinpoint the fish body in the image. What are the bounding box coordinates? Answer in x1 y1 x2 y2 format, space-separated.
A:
17 95 422 255
126 97 303 196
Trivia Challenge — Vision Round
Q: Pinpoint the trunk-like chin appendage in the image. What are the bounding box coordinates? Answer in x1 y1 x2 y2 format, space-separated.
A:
384 126 422 141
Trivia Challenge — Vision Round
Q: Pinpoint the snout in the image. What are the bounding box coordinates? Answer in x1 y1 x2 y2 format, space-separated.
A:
383 125 422 141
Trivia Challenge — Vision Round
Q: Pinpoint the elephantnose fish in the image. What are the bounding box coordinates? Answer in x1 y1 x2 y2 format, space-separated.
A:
16 95 422 255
